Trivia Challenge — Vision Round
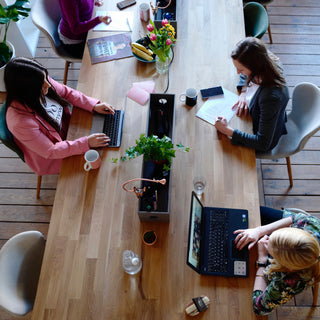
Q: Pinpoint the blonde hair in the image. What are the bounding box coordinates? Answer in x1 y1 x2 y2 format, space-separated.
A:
266 228 320 282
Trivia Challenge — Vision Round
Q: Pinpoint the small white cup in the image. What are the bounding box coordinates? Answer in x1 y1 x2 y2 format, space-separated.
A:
139 3 150 22
139 2 150 22
180 88 198 107
84 150 101 171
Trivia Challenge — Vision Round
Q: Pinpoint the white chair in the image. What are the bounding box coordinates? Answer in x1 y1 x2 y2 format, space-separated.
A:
31 0 81 84
257 82 320 187
0 231 45 316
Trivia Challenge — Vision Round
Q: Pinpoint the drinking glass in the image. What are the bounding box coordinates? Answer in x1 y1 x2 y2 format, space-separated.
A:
193 176 206 196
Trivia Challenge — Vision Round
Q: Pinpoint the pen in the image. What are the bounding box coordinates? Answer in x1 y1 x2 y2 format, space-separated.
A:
153 194 157 211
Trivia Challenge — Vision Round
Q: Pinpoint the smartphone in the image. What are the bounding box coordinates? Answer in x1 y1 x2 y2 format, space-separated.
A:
116 0 136 10
200 86 224 99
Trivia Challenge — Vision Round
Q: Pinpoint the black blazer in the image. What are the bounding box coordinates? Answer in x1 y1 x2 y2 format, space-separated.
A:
231 84 289 152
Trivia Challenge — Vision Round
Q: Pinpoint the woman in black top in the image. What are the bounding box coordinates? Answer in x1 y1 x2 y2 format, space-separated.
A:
215 37 289 152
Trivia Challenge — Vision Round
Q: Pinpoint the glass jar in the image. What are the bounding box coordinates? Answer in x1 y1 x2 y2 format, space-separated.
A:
155 50 172 74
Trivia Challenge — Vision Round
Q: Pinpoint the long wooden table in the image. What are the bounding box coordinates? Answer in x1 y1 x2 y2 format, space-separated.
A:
32 1 261 319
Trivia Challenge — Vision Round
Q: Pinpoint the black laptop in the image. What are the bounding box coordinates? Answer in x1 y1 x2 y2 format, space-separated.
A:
90 110 124 147
186 191 249 277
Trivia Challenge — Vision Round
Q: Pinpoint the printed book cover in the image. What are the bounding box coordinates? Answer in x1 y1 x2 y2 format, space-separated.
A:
87 32 133 64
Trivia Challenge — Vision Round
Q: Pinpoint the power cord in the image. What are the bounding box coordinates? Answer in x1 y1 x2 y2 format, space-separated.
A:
164 48 174 94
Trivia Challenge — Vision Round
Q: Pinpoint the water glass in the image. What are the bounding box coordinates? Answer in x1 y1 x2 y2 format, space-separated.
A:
193 176 206 196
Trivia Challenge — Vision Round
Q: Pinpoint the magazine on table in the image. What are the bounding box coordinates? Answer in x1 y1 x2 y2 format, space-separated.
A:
87 32 133 64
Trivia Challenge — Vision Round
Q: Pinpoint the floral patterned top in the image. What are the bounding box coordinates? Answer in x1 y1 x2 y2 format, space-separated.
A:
252 209 320 315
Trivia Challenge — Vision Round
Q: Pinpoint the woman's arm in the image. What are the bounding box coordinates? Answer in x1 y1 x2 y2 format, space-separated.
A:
252 272 308 316
59 0 102 36
231 87 288 152
234 216 293 250
49 77 99 112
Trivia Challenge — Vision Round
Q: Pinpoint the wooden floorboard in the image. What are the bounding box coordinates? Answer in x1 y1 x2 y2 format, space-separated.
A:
1 0 320 319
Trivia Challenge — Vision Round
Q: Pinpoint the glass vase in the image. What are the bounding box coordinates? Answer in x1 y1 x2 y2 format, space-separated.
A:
155 51 172 74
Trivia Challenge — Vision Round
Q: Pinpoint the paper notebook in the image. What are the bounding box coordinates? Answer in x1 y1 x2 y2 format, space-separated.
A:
196 88 239 125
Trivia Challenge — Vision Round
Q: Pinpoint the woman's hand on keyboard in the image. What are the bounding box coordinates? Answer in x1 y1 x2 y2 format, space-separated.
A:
234 227 263 250
94 103 115 115
88 133 110 148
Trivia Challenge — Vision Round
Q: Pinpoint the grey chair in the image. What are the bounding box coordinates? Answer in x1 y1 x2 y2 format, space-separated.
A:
0 231 45 316
244 0 273 43
243 2 269 40
31 0 81 85
257 82 320 187
0 103 43 198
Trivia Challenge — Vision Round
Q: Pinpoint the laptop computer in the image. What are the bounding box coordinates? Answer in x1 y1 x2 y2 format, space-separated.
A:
90 109 124 147
186 191 249 277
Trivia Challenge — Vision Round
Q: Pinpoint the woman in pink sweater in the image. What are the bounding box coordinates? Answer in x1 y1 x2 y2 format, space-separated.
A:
5 57 115 175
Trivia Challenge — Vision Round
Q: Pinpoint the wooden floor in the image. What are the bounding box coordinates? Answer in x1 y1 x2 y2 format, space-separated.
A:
0 0 320 319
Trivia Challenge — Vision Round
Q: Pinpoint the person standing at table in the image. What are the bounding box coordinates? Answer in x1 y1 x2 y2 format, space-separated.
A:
58 0 112 58
214 37 289 153
5 57 115 176
234 207 320 315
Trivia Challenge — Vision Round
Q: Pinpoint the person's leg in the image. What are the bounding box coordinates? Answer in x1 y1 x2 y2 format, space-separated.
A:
61 42 85 59
260 206 283 225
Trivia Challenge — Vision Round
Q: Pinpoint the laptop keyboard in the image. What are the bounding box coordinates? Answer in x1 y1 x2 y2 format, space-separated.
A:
102 110 124 147
207 208 229 273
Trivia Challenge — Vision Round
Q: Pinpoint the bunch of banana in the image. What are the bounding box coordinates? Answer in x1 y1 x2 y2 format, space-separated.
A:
131 42 154 61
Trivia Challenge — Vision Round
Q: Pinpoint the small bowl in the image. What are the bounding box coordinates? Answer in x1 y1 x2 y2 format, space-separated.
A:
132 52 155 63
132 36 156 63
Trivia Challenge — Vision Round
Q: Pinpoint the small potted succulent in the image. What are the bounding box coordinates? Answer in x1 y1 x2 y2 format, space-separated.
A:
142 230 157 246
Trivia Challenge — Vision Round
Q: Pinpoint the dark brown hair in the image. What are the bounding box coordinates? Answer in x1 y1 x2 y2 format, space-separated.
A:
4 57 70 132
231 37 286 87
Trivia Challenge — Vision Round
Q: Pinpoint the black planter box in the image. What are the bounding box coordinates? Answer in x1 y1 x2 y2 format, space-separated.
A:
138 93 175 222
153 0 177 36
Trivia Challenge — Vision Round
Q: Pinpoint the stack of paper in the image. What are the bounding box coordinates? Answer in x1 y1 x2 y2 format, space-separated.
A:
196 88 239 125
94 11 134 32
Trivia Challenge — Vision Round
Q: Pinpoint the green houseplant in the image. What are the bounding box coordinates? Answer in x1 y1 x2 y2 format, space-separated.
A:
0 0 30 67
110 134 189 171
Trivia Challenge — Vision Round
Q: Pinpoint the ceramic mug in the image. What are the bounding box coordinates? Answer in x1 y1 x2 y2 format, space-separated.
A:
84 150 101 171
179 88 198 107
139 3 150 22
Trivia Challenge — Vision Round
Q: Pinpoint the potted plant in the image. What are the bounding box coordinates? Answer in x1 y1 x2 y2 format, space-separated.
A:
0 0 30 90
142 230 157 246
111 133 189 172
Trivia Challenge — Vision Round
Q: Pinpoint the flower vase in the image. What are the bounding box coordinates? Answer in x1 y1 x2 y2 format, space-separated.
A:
155 50 172 74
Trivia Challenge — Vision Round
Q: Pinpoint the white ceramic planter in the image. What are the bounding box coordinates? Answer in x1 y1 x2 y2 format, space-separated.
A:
0 41 15 92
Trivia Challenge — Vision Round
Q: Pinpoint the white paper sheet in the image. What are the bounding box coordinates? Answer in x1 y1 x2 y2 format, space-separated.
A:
196 88 239 125
93 11 134 32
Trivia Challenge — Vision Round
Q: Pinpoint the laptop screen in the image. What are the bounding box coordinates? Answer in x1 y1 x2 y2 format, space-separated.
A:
187 192 203 271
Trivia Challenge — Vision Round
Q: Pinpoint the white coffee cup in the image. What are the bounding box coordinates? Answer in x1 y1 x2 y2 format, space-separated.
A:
84 150 101 171
179 88 198 107
139 3 150 22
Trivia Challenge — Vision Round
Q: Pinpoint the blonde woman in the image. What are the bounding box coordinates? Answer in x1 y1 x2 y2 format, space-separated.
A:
235 207 320 315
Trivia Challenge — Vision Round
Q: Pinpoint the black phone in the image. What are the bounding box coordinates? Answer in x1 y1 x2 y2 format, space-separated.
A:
200 86 224 99
116 0 136 10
